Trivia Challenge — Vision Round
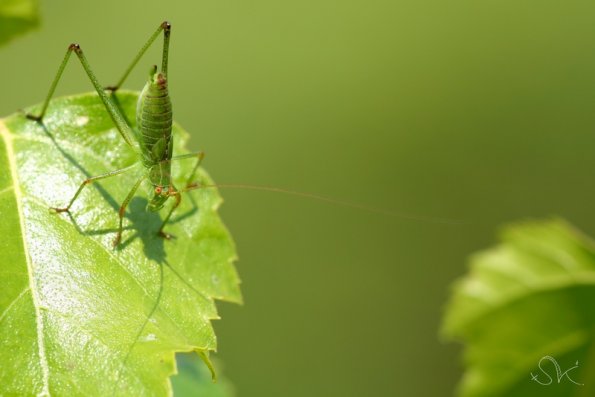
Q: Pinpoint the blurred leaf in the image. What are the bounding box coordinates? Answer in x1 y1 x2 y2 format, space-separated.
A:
172 353 235 397
443 219 595 397
0 0 40 46
0 91 241 395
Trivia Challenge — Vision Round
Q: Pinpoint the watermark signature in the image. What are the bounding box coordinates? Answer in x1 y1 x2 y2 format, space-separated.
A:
530 355 583 386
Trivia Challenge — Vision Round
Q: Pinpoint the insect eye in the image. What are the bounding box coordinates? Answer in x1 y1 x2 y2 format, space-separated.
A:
155 186 162 194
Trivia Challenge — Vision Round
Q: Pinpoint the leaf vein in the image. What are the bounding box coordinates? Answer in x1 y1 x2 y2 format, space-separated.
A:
0 185 14 196
0 121 51 396
26 196 155 302
0 287 30 324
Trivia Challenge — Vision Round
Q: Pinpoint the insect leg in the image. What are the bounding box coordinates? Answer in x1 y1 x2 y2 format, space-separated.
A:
51 164 138 213
25 44 137 149
170 151 205 187
105 21 171 91
157 189 182 240
155 152 204 239
114 176 145 247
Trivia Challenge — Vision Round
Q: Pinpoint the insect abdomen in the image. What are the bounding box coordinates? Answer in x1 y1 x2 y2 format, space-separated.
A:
136 73 173 167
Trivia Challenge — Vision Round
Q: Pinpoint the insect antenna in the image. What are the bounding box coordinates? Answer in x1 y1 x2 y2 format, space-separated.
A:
184 182 465 225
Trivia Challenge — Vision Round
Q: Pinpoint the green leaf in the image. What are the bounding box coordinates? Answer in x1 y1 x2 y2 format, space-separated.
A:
0 0 40 47
0 91 242 396
172 353 235 397
442 219 595 397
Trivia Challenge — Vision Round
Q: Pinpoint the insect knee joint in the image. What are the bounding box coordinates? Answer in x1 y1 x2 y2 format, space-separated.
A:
68 43 81 53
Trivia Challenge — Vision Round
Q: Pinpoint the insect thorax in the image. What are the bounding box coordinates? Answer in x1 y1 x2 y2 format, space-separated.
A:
136 72 173 185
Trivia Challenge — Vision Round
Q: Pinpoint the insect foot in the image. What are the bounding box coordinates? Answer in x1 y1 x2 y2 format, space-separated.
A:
24 113 42 122
112 233 122 248
158 230 175 240
49 207 70 214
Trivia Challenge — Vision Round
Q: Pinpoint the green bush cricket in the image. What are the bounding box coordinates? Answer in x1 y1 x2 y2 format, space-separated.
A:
25 21 205 247
24 21 460 249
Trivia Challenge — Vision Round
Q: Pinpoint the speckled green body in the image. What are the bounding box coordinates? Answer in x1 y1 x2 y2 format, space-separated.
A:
136 72 173 210
23 22 201 244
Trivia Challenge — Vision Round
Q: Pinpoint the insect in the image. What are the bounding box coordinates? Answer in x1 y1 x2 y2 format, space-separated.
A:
25 21 205 247
25 22 459 248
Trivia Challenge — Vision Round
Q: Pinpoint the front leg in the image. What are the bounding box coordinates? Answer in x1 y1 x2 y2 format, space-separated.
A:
156 151 205 239
170 151 205 187
157 188 182 240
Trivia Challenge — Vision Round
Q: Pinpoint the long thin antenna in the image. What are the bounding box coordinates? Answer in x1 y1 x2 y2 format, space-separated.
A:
186 183 465 225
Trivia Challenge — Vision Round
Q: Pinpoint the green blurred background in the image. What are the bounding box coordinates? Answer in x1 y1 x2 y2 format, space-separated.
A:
3 1 595 395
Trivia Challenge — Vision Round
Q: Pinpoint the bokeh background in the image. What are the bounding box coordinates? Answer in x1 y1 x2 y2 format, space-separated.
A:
3 1 595 396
